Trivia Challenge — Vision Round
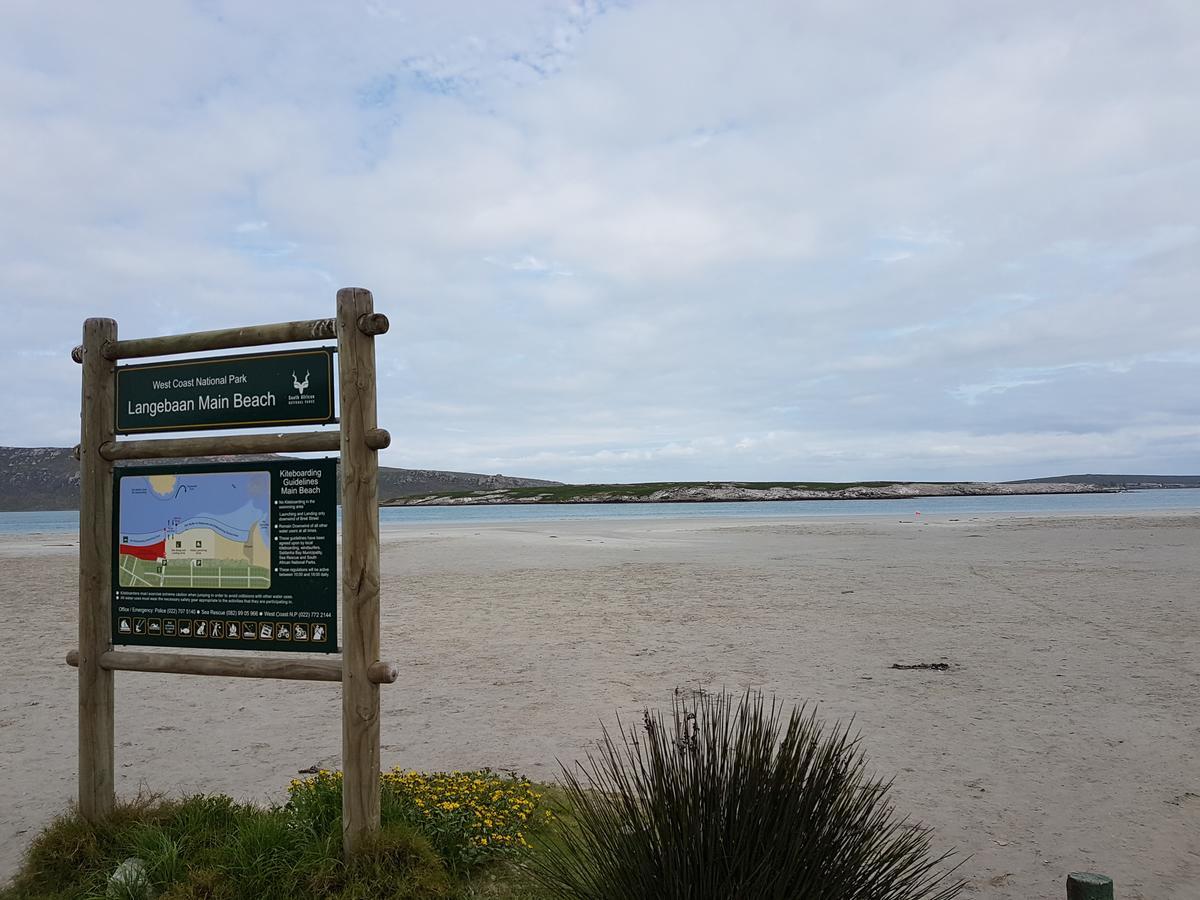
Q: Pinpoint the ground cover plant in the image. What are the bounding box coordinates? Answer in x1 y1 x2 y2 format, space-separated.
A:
5 696 964 899
287 767 553 871
525 688 965 900
1 768 554 900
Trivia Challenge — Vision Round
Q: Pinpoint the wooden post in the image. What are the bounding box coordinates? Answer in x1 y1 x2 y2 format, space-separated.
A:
337 288 382 855
1067 872 1114 899
78 317 117 819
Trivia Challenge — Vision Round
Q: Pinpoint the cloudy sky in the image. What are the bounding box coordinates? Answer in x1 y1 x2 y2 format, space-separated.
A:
2 1 1197 483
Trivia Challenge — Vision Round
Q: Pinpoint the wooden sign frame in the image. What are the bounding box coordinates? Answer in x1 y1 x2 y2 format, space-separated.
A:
69 287 395 856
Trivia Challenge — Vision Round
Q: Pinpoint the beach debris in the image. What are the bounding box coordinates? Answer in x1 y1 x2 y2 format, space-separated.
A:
890 662 951 671
107 857 150 899
841 589 855 594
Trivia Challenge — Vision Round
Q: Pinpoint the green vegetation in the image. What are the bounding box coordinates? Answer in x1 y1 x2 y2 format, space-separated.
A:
1 769 556 900
388 480 908 504
5 695 963 900
527 689 964 900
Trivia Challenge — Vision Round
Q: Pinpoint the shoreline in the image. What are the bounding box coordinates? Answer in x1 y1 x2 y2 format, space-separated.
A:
3 507 1198 546
3 484 1198 522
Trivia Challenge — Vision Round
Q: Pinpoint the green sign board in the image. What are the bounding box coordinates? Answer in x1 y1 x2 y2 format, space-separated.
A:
112 459 338 653
115 347 335 434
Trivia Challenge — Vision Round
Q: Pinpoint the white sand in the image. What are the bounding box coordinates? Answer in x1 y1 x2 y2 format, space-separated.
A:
1 512 1197 898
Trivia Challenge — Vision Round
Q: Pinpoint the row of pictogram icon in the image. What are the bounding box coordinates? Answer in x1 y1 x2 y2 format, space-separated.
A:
117 617 327 642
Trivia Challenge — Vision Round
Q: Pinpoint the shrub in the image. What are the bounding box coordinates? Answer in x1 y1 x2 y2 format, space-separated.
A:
526 689 965 900
1 794 453 900
285 768 344 835
284 766 552 872
309 823 452 900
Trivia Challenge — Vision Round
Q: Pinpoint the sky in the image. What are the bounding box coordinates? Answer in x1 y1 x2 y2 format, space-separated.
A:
1 1 1197 483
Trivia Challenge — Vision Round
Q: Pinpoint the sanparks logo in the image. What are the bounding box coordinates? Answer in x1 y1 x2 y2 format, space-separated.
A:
116 347 335 434
287 367 319 408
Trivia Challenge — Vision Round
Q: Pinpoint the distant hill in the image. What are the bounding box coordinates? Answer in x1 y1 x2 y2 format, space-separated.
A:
375 467 561 502
384 479 1122 507
1007 474 1200 489
0 447 82 511
0 446 560 511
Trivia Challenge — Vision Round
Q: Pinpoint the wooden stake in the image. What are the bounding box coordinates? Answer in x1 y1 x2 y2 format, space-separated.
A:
78 317 117 820
1067 872 1114 900
337 288 382 856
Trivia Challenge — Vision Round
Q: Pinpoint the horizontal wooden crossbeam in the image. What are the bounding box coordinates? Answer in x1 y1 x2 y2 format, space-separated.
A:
71 317 336 363
102 430 336 459
107 318 339 360
94 427 390 461
67 649 399 684
71 314 392 362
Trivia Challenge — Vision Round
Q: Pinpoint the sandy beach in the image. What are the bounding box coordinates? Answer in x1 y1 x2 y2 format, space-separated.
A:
1 512 1197 898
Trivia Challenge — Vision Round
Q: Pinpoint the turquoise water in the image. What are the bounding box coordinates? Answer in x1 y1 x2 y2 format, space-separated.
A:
0 509 84 534
2 489 1197 534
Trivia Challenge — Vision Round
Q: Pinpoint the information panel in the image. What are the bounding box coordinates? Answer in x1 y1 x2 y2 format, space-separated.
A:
115 347 335 434
111 459 337 653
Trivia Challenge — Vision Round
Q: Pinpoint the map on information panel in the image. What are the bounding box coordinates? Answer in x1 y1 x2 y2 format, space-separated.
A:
117 470 272 591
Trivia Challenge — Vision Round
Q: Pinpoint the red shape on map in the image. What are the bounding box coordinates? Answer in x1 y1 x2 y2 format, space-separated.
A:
119 539 165 561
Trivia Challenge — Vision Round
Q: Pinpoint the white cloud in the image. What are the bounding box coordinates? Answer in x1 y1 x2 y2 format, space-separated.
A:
1 1 1198 481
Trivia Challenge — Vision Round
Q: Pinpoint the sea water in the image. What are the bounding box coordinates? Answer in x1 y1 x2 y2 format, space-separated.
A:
2 488 1197 534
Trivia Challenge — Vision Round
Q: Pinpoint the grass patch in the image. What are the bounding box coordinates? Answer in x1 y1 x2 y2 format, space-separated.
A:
287 768 552 873
2 771 558 900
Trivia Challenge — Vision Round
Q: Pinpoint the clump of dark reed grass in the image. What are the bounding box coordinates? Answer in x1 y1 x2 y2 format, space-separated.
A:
525 688 965 900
